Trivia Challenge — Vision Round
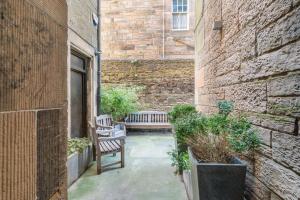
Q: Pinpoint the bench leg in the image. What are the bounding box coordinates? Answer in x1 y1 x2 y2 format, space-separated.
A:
97 155 102 175
121 145 125 168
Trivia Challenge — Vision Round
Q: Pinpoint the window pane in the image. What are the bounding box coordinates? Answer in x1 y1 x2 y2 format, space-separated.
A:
173 14 180 29
173 0 177 12
173 13 188 30
183 0 187 6
178 5 183 12
180 14 187 29
183 5 187 12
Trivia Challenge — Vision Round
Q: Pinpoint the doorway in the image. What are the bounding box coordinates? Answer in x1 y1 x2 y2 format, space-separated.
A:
71 51 88 138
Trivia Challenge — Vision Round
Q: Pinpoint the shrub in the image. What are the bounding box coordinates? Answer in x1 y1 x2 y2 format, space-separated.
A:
168 104 197 124
174 113 207 148
218 100 234 116
168 149 190 174
187 133 232 163
68 137 90 156
186 101 261 163
101 85 142 120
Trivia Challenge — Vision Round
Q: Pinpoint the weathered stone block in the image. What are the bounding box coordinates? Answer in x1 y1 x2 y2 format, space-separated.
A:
256 0 292 30
267 97 300 117
247 113 295 134
254 155 300 200
252 125 272 146
241 41 300 81
267 73 300 97
257 6 300 55
272 131 300 174
224 81 267 113
245 172 271 200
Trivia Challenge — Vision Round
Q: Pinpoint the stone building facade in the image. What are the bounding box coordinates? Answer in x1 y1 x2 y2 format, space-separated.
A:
0 0 68 199
101 0 195 111
194 0 300 199
0 0 100 199
67 0 99 138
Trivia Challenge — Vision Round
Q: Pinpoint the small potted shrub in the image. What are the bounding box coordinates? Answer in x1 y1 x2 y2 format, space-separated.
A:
187 101 261 200
67 138 92 186
168 104 198 174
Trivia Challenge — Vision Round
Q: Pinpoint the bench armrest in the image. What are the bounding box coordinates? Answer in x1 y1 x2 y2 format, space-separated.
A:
99 135 126 141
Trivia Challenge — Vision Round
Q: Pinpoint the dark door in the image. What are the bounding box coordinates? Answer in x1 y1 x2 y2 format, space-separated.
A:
71 52 87 138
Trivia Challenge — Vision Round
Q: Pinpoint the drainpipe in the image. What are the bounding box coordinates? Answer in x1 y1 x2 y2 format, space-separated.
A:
162 0 165 59
97 0 101 116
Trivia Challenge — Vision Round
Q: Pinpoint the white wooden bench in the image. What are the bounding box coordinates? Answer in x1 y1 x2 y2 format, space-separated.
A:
125 111 171 129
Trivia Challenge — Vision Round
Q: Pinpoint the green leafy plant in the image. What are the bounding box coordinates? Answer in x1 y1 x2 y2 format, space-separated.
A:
68 138 90 156
168 149 190 174
101 85 142 120
187 101 261 163
218 100 234 116
174 113 207 148
168 104 197 124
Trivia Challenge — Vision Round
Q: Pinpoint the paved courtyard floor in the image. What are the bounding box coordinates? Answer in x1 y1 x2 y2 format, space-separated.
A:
68 133 188 200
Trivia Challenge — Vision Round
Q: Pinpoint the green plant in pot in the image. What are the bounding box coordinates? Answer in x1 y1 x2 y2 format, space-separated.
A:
187 100 261 200
168 104 199 174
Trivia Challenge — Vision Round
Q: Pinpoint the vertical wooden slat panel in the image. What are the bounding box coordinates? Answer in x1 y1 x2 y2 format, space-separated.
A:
0 112 37 200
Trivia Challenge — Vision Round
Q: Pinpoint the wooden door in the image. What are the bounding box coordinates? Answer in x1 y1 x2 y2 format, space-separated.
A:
71 52 87 138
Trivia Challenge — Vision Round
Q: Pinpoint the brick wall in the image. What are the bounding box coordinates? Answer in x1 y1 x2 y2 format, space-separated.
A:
101 0 195 60
0 0 68 199
194 0 300 199
102 60 194 111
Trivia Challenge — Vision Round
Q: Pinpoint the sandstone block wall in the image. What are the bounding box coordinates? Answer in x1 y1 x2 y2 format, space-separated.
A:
0 0 68 199
68 0 97 47
194 0 300 199
101 0 195 60
102 60 194 111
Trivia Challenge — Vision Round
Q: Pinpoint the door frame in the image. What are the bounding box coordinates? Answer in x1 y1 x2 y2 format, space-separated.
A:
70 49 89 138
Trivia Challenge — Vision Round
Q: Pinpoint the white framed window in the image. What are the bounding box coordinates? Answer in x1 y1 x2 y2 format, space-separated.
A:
172 0 189 30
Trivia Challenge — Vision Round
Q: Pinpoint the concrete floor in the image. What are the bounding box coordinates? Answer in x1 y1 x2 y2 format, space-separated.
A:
68 134 188 200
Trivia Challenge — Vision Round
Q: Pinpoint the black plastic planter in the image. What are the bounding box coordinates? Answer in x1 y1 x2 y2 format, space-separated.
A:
188 148 246 200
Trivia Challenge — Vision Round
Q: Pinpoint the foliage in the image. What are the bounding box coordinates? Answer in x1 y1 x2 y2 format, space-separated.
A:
187 133 232 163
101 85 142 120
168 104 197 124
174 113 207 148
168 100 261 164
68 137 90 156
186 101 261 163
168 149 190 174
227 117 261 153
217 100 234 116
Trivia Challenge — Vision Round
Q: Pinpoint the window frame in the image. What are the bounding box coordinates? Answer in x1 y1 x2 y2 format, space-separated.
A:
172 0 189 31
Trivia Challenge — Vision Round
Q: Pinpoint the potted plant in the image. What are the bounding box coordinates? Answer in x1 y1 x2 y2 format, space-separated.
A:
67 137 92 187
168 104 197 174
186 101 261 200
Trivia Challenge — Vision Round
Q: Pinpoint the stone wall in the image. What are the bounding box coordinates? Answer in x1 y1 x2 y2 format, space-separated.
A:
68 0 97 47
0 0 68 199
101 0 195 60
67 0 99 137
102 60 194 111
194 0 300 199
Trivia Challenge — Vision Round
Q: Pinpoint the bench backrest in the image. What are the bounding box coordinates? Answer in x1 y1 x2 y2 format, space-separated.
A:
125 111 169 124
96 115 113 127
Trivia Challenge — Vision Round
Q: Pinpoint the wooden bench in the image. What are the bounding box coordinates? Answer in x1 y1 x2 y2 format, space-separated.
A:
89 115 127 174
125 111 171 130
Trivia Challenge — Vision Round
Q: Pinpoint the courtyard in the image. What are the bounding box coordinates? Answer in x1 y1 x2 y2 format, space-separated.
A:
68 133 188 200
